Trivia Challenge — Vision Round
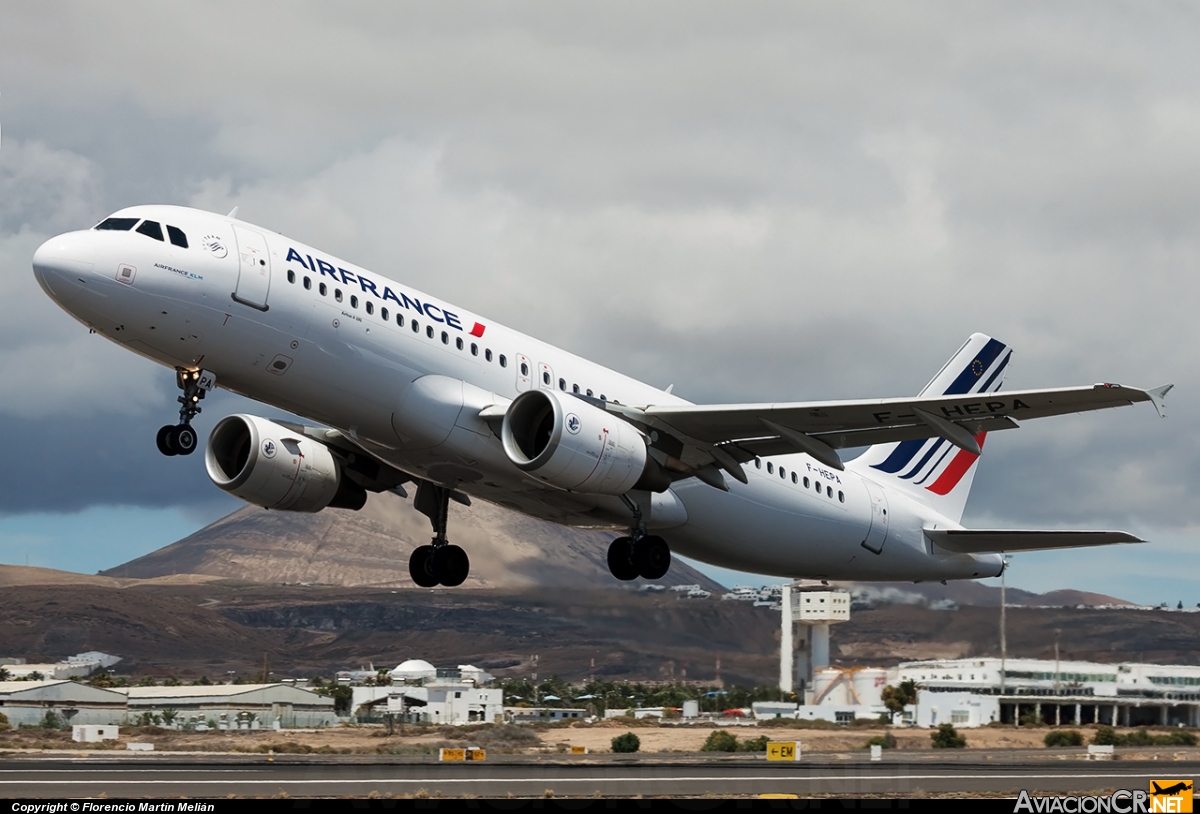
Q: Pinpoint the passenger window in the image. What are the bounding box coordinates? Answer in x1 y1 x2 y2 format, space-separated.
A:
303 277 312 290
767 462 774 474
543 371 551 385
827 486 833 498
755 459 761 469
780 468 786 479
287 270 295 284
471 343 479 356
426 325 434 338
838 491 845 503
166 225 188 248
349 295 357 308
412 320 419 333
803 477 809 488
95 217 138 231
499 354 508 368
520 362 529 376
319 283 327 296
397 314 404 327
381 307 389 321
601 394 607 401
456 337 463 350
335 289 343 303
136 220 164 241
558 378 566 390
572 384 580 394
791 472 798 484
486 349 493 362
814 480 821 493
441 331 449 344
586 389 593 397
366 301 374 315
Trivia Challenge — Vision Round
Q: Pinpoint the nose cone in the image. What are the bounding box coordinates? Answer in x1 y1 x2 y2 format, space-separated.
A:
32 233 95 299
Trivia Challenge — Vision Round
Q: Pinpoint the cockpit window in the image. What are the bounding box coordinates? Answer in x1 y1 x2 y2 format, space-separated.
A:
136 220 165 241
166 225 188 248
95 217 139 231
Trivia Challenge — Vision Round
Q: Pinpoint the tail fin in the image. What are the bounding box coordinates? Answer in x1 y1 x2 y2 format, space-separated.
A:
848 333 1012 523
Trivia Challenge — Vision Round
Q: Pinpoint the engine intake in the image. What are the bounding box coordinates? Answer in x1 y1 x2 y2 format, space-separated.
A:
205 414 367 512
501 390 670 494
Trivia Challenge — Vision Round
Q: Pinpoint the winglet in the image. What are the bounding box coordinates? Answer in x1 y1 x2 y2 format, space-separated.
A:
1147 383 1173 418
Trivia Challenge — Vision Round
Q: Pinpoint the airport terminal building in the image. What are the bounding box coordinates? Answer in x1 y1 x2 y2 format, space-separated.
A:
898 658 1200 728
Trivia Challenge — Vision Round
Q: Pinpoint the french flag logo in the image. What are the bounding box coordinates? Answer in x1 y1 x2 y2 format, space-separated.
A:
470 322 486 338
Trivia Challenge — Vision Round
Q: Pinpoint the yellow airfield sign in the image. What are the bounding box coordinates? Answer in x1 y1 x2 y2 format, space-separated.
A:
766 741 801 761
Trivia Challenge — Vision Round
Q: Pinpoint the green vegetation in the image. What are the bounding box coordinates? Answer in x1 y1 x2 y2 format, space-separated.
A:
700 730 739 752
930 723 966 749
1092 727 1197 747
880 680 919 714
40 710 62 730
0 712 10 732
1044 730 1084 747
865 733 898 749
738 734 770 752
611 732 640 753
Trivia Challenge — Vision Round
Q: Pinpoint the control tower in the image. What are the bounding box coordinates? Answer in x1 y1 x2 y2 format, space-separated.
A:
779 582 852 703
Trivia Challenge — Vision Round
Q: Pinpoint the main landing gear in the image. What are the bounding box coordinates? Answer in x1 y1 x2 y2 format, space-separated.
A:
607 494 672 581
408 482 471 588
156 368 215 457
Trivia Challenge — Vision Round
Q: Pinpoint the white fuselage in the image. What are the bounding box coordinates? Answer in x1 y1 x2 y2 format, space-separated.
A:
32 205 1001 582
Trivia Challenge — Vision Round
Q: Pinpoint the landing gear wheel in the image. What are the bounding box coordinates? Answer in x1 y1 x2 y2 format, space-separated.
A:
409 545 439 588
633 535 671 580
434 545 470 587
156 425 179 456
172 425 198 455
607 536 640 581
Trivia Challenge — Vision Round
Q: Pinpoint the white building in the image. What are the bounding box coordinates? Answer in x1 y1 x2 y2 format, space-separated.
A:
896 658 1200 728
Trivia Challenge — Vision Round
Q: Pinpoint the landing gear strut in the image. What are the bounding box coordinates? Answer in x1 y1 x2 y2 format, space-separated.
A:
408 481 471 587
607 494 672 581
156 368 215 457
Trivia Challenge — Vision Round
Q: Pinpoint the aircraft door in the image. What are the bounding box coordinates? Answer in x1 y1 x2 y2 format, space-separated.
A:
231 225 271 310
538 362 554 390
515 353 532 392
861 480 890 554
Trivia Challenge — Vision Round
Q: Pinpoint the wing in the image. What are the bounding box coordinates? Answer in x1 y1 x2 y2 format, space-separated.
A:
925 529 1144 554
606 382 1171 483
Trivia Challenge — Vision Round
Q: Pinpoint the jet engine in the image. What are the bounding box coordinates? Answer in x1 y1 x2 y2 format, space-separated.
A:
500 390 670 494
205 414 367 512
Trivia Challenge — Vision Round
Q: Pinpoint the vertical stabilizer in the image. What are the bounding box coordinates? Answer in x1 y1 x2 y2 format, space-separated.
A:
848 333 1012 523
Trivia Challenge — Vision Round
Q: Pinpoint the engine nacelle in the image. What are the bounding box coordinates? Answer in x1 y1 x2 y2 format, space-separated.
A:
205 414 367 512
500 390 670 494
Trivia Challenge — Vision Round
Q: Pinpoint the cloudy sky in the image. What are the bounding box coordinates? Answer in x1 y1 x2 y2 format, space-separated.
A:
1 3 1197 604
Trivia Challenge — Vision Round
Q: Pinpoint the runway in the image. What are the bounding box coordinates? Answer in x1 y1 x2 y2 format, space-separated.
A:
2 756 1196 798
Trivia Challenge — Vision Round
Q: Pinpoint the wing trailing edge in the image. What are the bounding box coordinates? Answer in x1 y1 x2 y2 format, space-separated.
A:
926 529 1144 554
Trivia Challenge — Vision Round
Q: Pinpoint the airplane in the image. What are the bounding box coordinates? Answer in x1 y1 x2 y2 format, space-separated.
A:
31 205 1173 588
1151 782 1193 796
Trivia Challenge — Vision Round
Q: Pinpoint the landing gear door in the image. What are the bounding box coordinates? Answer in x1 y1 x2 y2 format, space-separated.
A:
515 353 532 392
231 225 271 311
861 480 890 554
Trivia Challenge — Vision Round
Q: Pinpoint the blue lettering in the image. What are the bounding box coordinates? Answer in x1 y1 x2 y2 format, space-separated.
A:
382 287 403 306
443 311 463 330
285 248 309 268
357 275 379 297
315 259 339 279
338 267 357 286
424 303 445 323
400 293 426 316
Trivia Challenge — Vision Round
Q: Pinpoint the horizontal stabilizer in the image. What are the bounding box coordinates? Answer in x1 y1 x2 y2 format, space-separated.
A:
926 529 1144 554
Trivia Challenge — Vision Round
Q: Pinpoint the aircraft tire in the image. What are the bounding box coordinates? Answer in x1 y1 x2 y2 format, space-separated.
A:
409 545 439 587
435 545 470 587
156 425 178 456
172 425 198 455
606 536 640 581
633 535 671 581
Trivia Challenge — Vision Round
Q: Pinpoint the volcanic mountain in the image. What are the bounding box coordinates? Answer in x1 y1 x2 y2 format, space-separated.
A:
102 492 724 591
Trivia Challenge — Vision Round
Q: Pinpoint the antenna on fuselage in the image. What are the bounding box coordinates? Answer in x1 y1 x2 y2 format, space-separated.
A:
227 206 239 219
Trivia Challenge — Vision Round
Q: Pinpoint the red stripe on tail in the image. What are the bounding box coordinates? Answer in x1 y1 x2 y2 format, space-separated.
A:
925 433 987 496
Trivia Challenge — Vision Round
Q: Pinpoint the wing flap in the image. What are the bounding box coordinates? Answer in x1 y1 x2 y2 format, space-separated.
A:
926 529 1144 554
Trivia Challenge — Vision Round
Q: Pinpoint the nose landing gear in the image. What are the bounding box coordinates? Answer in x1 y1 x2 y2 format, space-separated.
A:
156 368 215 457
407 481 472 587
